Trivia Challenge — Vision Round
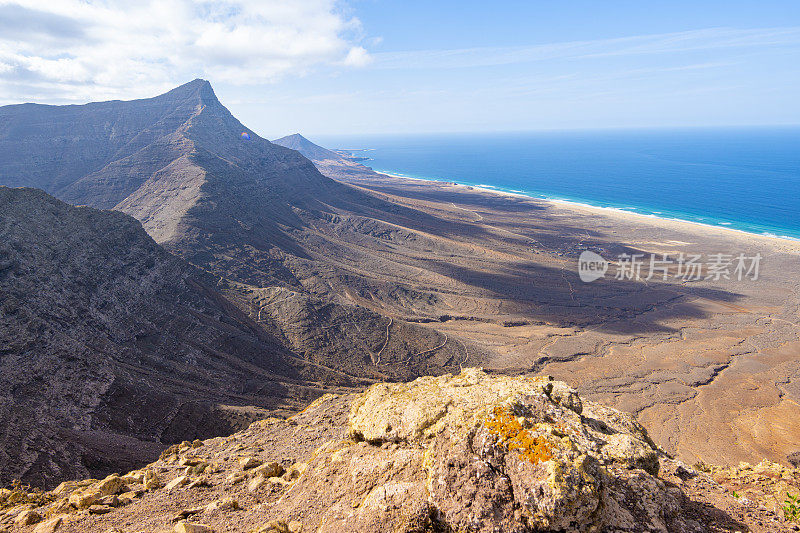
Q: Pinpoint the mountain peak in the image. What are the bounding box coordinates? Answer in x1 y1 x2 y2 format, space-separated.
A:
273 133 341 161
160 78 219 106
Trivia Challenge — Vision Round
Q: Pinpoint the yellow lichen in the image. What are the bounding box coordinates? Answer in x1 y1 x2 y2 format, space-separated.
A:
485 406 554 464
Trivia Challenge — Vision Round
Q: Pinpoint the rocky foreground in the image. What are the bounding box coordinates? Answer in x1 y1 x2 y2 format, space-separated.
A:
2 370 798 532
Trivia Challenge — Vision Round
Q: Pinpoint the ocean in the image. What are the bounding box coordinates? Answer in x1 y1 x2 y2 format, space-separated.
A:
317 128 800 240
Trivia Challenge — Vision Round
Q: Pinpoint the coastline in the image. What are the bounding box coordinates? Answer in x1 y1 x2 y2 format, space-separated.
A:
376 170 800 248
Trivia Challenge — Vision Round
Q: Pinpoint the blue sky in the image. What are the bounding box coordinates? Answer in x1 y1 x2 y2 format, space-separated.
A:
1 1 799 135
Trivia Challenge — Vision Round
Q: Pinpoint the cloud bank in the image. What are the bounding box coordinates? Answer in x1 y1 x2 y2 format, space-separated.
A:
0 0 369 103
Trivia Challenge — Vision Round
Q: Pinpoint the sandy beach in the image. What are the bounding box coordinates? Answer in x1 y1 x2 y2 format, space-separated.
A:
381 171 800 250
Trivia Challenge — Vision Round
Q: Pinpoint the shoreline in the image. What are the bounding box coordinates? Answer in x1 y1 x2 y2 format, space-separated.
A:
376 170 800 247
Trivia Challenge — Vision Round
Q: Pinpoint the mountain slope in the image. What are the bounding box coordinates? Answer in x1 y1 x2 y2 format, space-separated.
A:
0 187 349 488
0 84 479 485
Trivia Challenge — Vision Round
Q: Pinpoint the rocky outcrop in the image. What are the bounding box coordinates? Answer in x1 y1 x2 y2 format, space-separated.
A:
2 370 793 532
291 369 672 532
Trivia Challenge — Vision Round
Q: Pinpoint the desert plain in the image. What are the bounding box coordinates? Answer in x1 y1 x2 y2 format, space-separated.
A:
332 171 800 468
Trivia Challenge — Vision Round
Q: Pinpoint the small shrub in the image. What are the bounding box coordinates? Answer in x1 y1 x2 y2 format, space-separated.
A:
784 493 800 522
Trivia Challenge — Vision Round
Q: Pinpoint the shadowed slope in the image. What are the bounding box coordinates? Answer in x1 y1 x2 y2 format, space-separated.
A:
0 187 346 488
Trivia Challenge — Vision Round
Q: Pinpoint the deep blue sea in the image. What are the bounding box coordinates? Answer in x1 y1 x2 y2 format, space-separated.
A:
317 128 800 240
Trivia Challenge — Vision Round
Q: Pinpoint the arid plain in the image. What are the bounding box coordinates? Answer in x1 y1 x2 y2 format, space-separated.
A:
327 172 800 468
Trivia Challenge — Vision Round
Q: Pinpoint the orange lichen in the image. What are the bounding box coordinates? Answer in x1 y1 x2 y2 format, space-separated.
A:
485 406 554 464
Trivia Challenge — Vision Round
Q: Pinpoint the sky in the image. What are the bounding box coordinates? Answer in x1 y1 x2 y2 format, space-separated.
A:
1 0 799 136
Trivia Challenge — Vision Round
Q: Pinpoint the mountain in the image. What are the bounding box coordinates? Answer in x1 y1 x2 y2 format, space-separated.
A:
0 79 333 245
0 84 477 486
271 133 345 162
272 133 383 182
0 80 472 383
4 81 790 474
1 370 791 532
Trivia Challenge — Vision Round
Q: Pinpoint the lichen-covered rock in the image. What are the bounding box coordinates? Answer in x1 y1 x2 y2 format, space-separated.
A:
239 457 262 470
94 475 125 497
68 490 99 509
32 515 63 533
143 469 162 490
257 369 694 532
165 476 190 491
347 369 664 530
14 509 41 526
251 462 283 479
204 498 239 513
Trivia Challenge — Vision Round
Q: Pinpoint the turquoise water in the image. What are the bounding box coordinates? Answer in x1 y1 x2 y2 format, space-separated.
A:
317 128 800 240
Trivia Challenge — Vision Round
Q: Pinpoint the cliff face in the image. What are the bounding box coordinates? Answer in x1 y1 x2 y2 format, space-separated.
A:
0 80 216 208
1 370 793 532
0 187 338 488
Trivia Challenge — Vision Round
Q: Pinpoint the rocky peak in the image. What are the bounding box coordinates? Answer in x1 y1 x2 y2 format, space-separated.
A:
163 79 218 105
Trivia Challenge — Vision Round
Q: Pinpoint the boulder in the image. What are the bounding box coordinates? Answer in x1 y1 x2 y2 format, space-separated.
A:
174 520 214 533
14 509 41 526
203 497 239 513
95 475 125 496
165 475 190 491
252 461 283 478
239 457 262 470
68 490 100 509
143 469 162 490
33 515 64 533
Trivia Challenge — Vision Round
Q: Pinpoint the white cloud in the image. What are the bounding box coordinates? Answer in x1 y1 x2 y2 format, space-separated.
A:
0 0 372 103
342 46 371 67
